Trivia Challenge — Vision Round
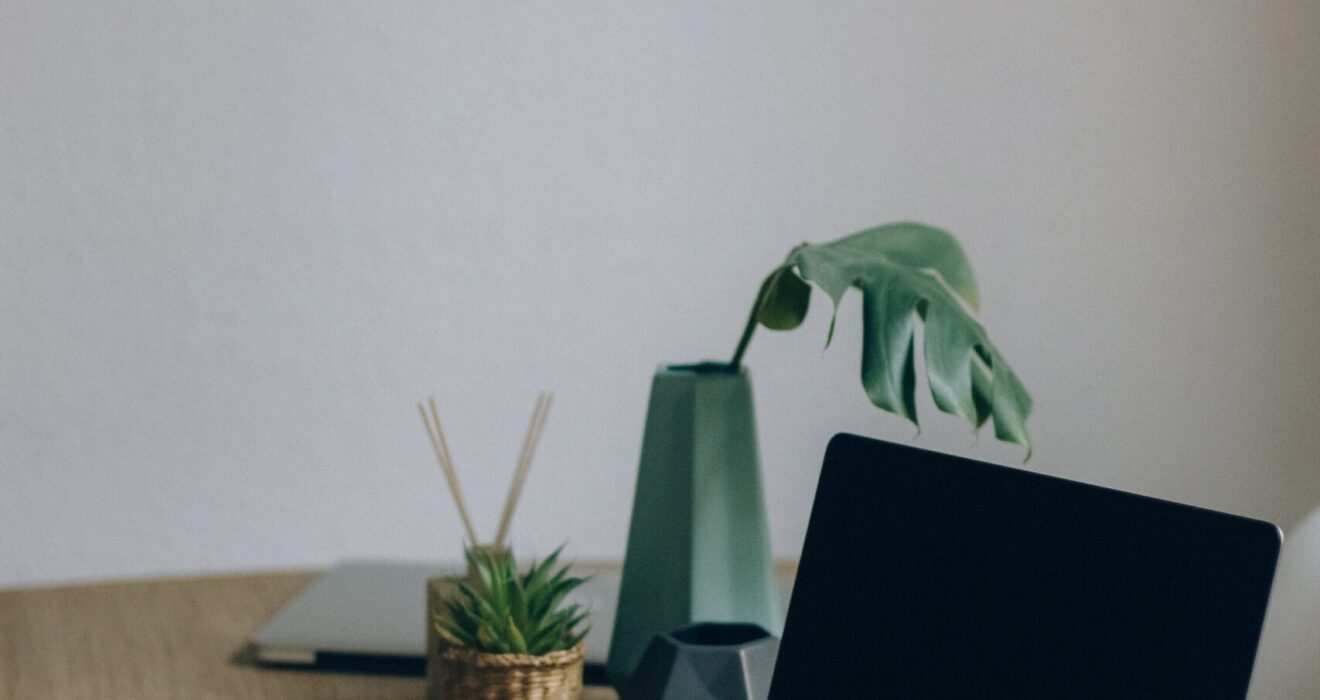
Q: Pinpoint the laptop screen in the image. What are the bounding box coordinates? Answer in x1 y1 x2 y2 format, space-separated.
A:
769 434 1281 699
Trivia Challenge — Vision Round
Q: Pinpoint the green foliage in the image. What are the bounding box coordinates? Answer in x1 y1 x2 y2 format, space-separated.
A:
734 222 1032 457
434 546 589 656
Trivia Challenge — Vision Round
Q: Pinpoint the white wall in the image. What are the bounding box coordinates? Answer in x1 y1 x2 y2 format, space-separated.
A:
2 1 1318 587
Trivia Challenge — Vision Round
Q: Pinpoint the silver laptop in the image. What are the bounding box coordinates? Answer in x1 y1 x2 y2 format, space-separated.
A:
248 560 793 675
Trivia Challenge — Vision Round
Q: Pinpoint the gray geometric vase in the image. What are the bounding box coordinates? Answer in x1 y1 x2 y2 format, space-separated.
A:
620 623 780 700
607 364 782 686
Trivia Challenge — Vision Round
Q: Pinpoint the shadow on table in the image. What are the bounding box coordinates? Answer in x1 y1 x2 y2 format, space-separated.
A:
230 644 610 685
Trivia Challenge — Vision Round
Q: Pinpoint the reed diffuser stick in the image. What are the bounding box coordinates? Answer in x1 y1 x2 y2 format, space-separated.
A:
418 398 480 546
494 391 553 547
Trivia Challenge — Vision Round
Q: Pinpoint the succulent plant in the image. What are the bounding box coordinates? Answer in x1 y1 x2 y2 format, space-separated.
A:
434 545 589 656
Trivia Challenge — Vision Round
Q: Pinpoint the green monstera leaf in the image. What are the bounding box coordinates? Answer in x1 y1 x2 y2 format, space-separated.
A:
733 222 1032 457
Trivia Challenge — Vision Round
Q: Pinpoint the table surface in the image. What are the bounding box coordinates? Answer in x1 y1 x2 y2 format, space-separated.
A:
0 569 627 700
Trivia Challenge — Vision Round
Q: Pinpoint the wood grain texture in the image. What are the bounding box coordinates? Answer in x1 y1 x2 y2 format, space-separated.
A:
0 571 617 700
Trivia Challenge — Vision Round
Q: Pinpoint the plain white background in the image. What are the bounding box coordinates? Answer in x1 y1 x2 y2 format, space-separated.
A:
2 1 1318 587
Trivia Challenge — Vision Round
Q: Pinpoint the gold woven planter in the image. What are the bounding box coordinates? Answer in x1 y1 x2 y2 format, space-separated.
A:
427 642 585 700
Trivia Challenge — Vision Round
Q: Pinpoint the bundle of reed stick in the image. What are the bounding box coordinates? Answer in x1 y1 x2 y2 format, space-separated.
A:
417 392 553 547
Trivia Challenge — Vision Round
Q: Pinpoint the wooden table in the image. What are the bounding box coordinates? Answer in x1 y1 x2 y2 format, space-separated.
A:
0 571 618 700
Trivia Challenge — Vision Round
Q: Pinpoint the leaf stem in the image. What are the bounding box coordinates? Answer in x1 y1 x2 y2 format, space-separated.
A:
728 294 760 370
730 245 808 370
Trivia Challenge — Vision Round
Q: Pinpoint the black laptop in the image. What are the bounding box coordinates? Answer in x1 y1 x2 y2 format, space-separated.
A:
769 434 1281 699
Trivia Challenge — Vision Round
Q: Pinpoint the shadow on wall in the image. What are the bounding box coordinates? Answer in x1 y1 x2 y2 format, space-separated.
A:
1248 505 1320 698
1275 0 1320 533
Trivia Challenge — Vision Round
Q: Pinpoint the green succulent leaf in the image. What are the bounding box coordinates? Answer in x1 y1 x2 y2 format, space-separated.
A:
508 577 530 633
505 614 529 654
752 222 1032 456
436 614 479 648
524 547 562 591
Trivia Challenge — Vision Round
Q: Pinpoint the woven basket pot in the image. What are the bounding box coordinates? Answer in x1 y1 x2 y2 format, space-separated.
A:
427 642 585 700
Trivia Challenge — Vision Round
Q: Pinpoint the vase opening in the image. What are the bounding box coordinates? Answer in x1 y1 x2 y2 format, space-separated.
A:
665 361 741 375
671 623 770 647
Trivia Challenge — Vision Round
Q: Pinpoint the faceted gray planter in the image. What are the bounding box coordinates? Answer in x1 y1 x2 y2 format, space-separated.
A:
620 623 779 700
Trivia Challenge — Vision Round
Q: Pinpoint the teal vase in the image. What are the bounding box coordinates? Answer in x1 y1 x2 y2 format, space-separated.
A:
607 363 782 686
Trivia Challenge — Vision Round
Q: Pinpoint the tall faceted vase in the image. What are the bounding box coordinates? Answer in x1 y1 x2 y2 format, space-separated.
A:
607 363 782 686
